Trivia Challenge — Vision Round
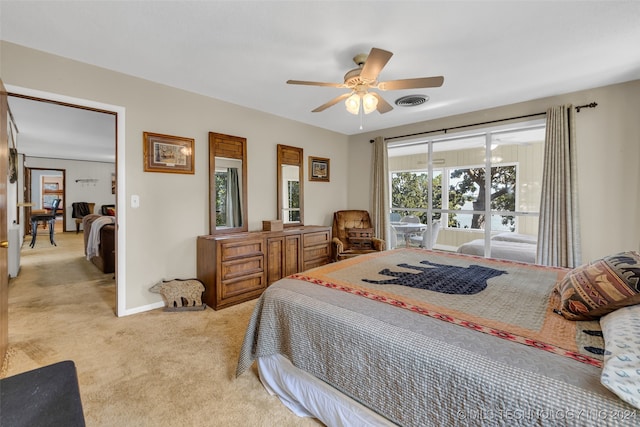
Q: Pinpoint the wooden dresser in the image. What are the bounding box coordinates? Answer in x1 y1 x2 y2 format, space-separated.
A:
197 226 331 310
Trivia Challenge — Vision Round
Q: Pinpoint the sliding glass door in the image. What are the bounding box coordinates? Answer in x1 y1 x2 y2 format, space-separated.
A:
388 121 545 259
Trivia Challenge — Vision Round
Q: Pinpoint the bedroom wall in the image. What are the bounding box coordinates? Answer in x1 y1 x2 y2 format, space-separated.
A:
0 41 349 314
348 79 640 263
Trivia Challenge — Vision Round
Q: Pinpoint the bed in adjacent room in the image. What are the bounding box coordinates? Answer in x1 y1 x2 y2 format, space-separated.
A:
456 232 538 263
237 248 640 426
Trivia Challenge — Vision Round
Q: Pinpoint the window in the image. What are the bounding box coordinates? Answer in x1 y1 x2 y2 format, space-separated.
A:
447 164 516 231
391 171 431 223
388 122 545 255
41 175 63 213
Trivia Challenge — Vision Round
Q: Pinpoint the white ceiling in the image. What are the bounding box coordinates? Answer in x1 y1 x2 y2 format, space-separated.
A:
2 1 640 162
7 96 117 163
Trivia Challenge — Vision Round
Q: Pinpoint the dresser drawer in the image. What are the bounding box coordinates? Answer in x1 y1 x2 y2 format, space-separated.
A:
220 239 263 261
303 244 330 263
303 230 330 247
220 255 264 281
304 258 330 271
220 273 266 300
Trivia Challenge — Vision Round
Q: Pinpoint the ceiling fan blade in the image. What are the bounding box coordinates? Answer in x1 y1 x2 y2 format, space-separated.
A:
312 93 352 112
287 79 345 88
372 93 393 114
359 48 393 82
378 76 444 91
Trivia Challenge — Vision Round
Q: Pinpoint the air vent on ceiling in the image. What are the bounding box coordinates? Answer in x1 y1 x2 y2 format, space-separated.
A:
395 94 429 107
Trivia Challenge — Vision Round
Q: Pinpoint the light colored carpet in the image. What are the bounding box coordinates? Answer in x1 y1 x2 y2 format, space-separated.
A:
1 232 321 426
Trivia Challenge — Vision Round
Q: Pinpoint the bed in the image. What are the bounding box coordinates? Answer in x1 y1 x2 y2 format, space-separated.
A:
456 232 538 263
237 248 639 426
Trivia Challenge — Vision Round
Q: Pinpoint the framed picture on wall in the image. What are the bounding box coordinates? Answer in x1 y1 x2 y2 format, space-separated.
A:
143 132 195 174
309 156 330 182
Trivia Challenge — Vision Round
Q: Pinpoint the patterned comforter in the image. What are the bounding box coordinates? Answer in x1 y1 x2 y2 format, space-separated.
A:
237 249 637 426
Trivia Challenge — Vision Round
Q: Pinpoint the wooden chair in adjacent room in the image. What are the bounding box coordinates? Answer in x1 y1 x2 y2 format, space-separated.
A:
30 198 62 248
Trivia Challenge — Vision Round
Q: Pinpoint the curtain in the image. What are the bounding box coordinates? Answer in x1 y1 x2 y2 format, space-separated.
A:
537 104 581 268
227 168 242 227
371 136 390 245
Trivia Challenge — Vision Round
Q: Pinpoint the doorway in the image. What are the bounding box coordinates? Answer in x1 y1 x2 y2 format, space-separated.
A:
5 85 126 316
24 168 66 237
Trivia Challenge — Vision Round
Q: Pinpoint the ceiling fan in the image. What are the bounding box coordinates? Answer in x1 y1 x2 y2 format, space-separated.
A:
287 47 444 115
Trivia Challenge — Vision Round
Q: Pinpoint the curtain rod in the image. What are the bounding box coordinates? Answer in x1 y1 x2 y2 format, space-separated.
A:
371 102 598 143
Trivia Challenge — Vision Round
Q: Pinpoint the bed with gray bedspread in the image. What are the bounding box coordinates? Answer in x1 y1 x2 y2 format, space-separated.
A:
237 249 636 426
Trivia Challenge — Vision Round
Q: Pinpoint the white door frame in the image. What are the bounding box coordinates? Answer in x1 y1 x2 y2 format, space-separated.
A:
6 84 127 317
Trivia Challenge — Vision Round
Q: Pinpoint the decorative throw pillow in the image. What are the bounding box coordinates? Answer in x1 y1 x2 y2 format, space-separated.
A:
555 251 640 320
105 207 116 216
346 228 374 250
600 304 640 409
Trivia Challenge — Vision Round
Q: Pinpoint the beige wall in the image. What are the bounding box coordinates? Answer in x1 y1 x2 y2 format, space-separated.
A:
1 42 349 314
349 80 640 263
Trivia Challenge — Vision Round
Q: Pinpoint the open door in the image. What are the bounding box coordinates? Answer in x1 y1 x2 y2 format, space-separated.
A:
0 79 9 364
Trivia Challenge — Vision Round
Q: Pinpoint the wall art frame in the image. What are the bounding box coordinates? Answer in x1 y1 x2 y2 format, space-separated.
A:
143 131 194 174
309 156 330 182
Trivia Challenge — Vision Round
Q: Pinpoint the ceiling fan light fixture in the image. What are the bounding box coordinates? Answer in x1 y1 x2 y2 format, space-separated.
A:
345 92 378 115
345 93 360 115
362 92 378 114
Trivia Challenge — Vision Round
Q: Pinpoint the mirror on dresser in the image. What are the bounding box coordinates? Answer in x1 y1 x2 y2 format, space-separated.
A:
277 144 304 226
209 132 248 234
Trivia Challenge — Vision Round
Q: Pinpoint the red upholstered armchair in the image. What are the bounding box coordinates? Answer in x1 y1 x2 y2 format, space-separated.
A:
331 210 385 261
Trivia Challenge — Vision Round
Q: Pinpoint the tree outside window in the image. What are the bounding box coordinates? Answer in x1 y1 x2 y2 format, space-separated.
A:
391 165 516 231
391 171 442 224
449 165 516 230
287 180 300 222
215 171 228 226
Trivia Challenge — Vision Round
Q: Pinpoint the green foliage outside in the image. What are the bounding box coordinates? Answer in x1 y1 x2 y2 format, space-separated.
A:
215 172 227 226
288 181 300 222
391 172 441 224
391 165 516 229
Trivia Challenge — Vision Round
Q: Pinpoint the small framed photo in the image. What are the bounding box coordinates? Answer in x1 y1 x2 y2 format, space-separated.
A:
309 156 330 182
143 132 194 174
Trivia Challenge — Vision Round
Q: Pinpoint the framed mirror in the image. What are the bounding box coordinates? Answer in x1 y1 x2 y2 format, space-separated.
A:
209 132 248 234
277 144 304 227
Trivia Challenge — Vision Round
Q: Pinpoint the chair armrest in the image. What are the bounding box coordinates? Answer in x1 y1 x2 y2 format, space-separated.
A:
332 237 344 252
372 237 386 251
332 237 345 261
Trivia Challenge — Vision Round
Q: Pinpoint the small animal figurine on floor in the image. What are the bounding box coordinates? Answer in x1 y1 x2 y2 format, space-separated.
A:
149 278 206 311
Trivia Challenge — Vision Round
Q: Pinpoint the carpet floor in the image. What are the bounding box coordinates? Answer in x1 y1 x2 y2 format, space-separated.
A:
1 232 320 426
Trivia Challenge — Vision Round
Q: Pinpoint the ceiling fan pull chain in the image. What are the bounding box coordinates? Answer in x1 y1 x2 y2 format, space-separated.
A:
359 101 364 130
